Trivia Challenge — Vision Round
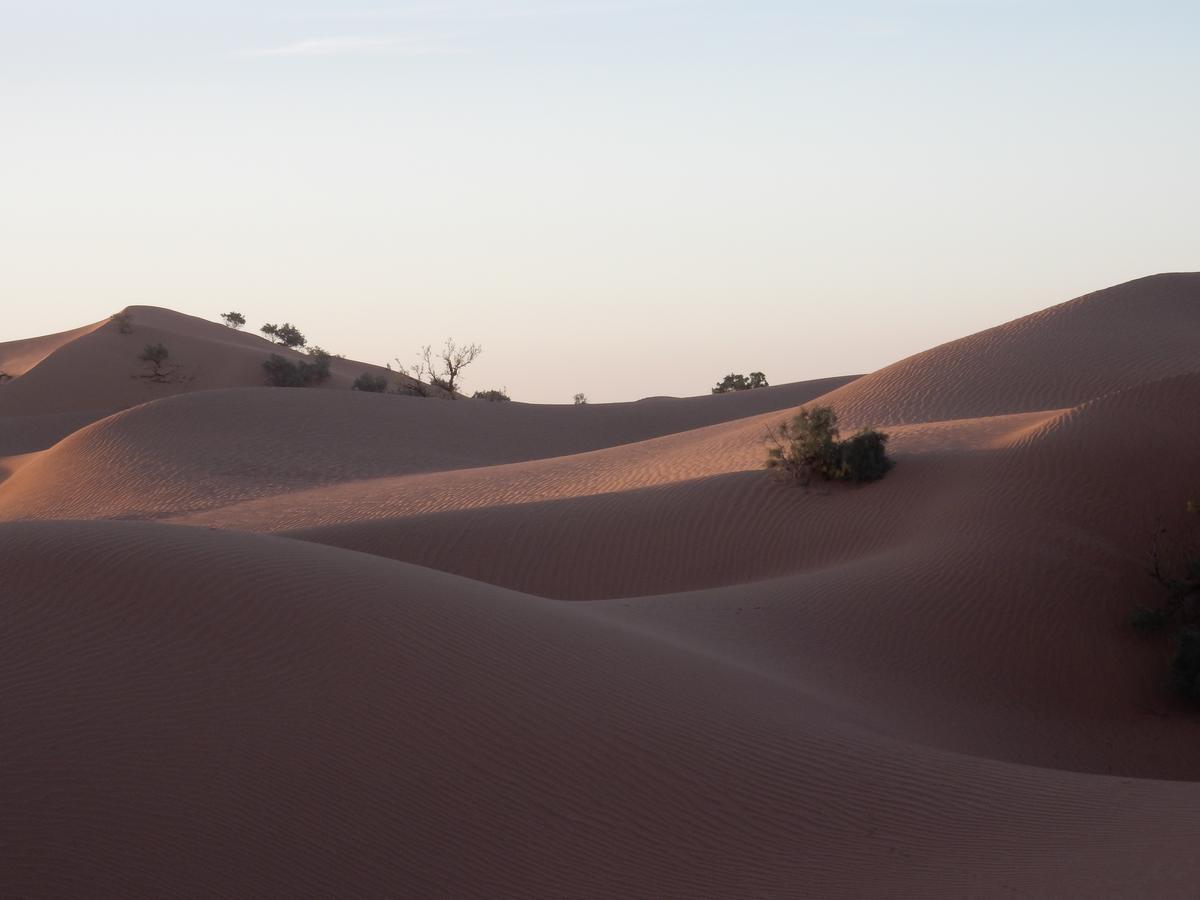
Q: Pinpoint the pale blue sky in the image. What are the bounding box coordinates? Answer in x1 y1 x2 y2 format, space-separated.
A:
2 1 1197 401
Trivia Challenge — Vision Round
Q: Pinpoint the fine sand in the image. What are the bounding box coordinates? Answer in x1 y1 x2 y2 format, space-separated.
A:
4 273 1200 898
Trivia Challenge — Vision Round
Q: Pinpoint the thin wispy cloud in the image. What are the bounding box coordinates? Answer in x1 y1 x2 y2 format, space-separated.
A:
245 35 464 57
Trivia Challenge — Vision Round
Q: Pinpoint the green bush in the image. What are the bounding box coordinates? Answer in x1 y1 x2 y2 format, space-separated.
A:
713 371 768 394
472 388 511 402
766 406 891 486
1170 627 1200 700
138 343 171 381
353 373 388 393
261 322 306 348
574 392 588 405
263 350 331 387
220 311 246 329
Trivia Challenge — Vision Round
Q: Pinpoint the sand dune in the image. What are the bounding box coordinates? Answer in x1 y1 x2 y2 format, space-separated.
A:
6 275 1200 897
4 519 1200 899
815 272 1200 426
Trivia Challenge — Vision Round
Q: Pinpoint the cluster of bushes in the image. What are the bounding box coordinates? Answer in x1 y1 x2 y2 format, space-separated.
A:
1132 505 1200 701
261 322 307 348
263 349 332 387
111 311 134 334
352 373 389 393
472 388 510 402
766 406 891 486
713 372 768 394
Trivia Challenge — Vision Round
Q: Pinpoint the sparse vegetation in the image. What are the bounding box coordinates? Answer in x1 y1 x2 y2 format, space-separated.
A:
766 406 891 486
0 371 11 384
713 372 768 394
111 311 134 334
473 388 511 402
261 322 306 348
220 311 246 330
400 339 482 398
1130 504 1200 701
353 372 388 393
263 349 331 387
574 393 588 405
138 342 171 382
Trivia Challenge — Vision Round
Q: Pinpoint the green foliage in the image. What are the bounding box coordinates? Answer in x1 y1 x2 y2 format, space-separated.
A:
766 406 892 486
1132 502 1200 703
263 350 331 388
261 322 306 348
353 372 388 393
220 311 246 329
1130 607 1170 632
138 343 171 381
574 393 588 405
111 311 134 334
1170 627 1200 700
713 371 768 394
472 388 511 402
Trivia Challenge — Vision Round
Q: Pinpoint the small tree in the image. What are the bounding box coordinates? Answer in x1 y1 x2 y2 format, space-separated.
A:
261 322 305 348
138 342 170 382
111 311 134 334
401 339 482 398
713 371 768 394
766 406 891 486
472 388 510 402
221 311 246 330
353 373 388 393
574 393 588 405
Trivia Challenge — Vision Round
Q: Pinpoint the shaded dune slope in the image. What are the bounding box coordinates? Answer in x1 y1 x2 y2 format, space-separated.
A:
816 272 1200 426
0 375 856 521
4 520 1199 899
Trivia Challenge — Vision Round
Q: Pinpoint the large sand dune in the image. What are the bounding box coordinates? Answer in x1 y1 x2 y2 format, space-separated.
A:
4 277 1200 897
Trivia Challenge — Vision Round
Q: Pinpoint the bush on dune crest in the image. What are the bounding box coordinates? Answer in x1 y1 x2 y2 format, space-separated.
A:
766 405 891 486
713 371 768 394
352 373 388 393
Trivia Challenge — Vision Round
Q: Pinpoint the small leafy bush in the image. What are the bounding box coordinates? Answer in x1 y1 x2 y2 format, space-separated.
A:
353 373 388 393
713 372 768 394
138 342 170 381
574 393 588 405
111 311 134 334
221 311 246 329
263 350 331 387
472 388 511 402
766 406 891 486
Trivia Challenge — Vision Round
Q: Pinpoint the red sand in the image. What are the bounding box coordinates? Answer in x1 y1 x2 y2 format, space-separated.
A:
4 274 1200 897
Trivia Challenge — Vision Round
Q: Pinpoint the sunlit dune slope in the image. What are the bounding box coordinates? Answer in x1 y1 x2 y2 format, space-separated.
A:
3 519 1199 899
815 272 1200 426
0 375 856 521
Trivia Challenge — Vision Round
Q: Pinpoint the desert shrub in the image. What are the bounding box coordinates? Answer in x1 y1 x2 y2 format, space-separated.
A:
138 342 170 381
838 428 893 482
111 311 134 334
1130 504 1200 702
766 406 891 486
261 322 306 348
353 373 388 393
472 388 510 402
399 339 481 398
574 393 588 405
263 350 331 388
220 311 246 329
1171 627 1200 700
713 371 768 394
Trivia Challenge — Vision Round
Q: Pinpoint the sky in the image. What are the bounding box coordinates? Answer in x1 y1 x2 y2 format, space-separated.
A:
2 1 1198 402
